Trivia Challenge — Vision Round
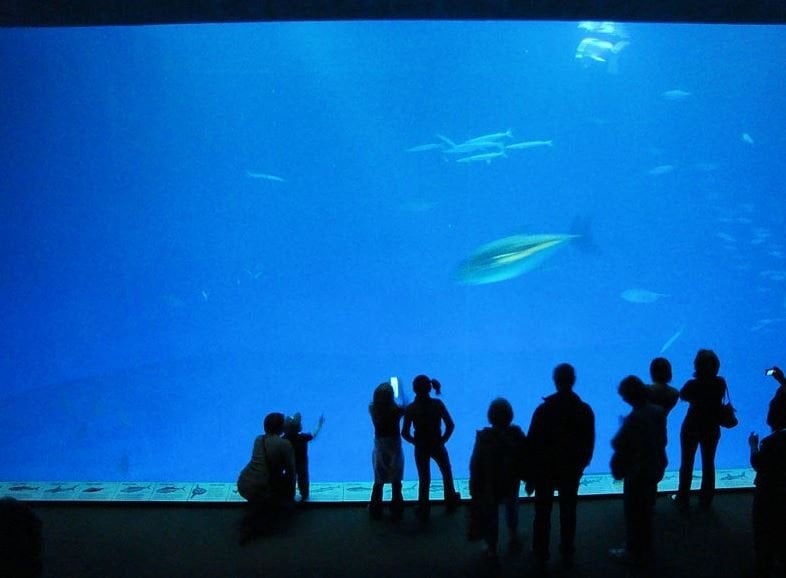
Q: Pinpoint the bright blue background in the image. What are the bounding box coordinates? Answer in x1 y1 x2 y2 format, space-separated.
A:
1 22 785 483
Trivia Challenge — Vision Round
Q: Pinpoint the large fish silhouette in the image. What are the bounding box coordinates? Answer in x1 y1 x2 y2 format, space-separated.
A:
456 232 580 285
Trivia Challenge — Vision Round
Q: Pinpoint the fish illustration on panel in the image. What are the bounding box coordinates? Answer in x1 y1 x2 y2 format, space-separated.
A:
120 485 152 494
45 484 78 493
190 485 207 499
156 485 185 494
9 485 40 492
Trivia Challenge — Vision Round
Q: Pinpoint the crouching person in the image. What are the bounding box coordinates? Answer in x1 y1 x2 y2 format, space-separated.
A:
468 398 528 561
237 412 296 543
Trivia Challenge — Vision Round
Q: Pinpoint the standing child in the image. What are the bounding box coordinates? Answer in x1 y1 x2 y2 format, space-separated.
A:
646 357 680 417
469 397 528 561
283 412 325 502
402 374 461 522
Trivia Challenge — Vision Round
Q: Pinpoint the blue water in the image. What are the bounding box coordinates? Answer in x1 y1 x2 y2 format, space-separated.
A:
1 22 785 484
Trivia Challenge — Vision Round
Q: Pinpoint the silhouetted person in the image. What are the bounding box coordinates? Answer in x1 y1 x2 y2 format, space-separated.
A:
283 412 325 502
402 374 460 522
368 382 406 520
674 349 728 512
608 375 667 567
749 415 786 578
646 357 679 416
527 363 595 569
469 398 528 560
0 497 42 578
765 366 786 432
237 412 295 543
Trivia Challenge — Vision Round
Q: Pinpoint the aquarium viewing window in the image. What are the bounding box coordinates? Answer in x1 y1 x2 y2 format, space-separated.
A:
1 20 784 501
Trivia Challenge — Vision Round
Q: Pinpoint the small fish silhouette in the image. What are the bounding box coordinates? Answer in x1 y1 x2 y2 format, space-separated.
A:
721 472 747 481
82 487 104 493
9 485 40 492
45 484 78 493
190 485 207 499
156 485 185 494
120 485 152 493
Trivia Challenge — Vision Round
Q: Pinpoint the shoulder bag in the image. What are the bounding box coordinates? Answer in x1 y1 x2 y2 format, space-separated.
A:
719 385 739 429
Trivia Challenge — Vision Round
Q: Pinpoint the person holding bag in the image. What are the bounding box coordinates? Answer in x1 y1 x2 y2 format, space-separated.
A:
673 349 729 512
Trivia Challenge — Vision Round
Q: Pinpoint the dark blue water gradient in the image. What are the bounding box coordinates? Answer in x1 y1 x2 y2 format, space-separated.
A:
1 22 785 483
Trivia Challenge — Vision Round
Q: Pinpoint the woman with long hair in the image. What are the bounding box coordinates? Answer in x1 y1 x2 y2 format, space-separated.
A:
368 382 406 519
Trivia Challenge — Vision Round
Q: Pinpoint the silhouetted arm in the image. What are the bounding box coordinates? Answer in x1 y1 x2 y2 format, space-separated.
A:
282 441 296 500
769 366 786 387
581 405 596 468
679 380 696 402
664 388 679 413
401 412 415 445
766 384 786 430
441 403 455 444
749 432 761 470
468 433 481 497
609 417 633 480
397 386 409 408
526 407 544 488
312 414 325 438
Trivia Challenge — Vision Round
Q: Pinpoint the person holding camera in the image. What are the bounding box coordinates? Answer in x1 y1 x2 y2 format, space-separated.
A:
749 417 786 576
765 366 786 432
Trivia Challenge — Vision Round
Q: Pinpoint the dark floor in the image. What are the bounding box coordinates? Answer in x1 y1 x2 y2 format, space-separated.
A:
35 490 757 578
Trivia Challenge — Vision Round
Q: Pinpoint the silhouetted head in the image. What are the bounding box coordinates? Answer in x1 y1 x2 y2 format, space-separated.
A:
487 398 513 428
283 412 302 436
413 374 441 396
618 375 647 406
650 357 672 384
0 497 42 578
694 349 720 379
373 382 395 405
553 363 576 391
263 412 286 435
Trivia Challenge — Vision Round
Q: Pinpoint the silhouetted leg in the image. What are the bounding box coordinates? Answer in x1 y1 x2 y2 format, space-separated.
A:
623 479 641 557
432 445 459 508
698 433 719 508
677 427 699 503
504 494 522 553
558 476 580 555
369 482 384 519
624 478 657 561
297 461 309 500
240 497 283 544
753 490 769 577
504 494 519 533
644 481 657 558
390 482 404 519
415 446 432 519
533 481 555 562
484 501 500 553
